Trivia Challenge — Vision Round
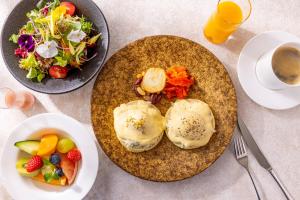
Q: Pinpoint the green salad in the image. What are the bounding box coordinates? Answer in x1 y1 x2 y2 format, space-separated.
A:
9 0 101 81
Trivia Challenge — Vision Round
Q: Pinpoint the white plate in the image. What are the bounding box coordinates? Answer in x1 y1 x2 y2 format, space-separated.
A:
0 113 99 200
237 31 300 110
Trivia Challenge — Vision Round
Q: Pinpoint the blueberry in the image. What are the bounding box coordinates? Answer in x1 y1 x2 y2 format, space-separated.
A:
55 167 64 177
50 153 61 165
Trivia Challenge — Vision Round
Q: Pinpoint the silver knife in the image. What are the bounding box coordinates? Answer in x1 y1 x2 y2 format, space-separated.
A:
237 115 294 200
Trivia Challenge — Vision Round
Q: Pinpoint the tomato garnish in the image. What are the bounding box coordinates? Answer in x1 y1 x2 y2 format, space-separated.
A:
60 2 76 16
49 66 68 79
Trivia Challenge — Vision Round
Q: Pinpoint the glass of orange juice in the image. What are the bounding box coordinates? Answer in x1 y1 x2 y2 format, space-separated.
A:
203 0 252 44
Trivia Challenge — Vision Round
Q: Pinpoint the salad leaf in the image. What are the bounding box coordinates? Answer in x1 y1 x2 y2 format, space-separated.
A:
26 10 40 20
9 34 19 43
87 33 101 46
19 53 38 69
57 19 80 34
35 16 50 24
36 0 47 9
69 41 75 55
49 0 61 11
54 56 68 67
69 21 81 30
70 59 79 68
63 17 82 30
50 6 67 36
75 42 86 54
25 63 45 82
26 67 38 79
75 42 86 64
23 22 35 34
80 16 93 34
37 73 45 82
38 28 45 41
76 52 83 65
37 28 50 41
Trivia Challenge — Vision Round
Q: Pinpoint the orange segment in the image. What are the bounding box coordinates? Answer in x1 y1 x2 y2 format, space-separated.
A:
37 135 58 156
32 173 67 186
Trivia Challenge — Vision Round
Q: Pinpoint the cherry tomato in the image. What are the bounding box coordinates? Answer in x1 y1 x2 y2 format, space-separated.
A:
49 66 68 79
60 2 76 16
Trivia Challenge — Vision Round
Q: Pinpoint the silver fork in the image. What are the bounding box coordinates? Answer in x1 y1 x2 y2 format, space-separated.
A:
234 135 261 200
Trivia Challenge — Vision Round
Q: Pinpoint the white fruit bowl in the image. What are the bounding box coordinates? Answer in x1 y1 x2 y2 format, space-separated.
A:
0 113 99 200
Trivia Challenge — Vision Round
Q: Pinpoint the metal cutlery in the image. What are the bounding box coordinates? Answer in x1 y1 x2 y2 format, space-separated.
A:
234 135 261 200
237 115 294 200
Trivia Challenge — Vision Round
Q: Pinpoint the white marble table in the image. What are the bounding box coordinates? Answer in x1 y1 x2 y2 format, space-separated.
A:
0 0 299 199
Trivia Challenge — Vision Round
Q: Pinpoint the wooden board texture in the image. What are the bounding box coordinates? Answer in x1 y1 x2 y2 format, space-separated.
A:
91 35 237 182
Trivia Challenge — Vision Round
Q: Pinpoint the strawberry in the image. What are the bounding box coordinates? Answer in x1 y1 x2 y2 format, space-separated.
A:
26 155 43 172
67 149 81 162
49 66 68 79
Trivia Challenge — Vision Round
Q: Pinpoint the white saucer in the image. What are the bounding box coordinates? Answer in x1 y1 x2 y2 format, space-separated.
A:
237 31 300 110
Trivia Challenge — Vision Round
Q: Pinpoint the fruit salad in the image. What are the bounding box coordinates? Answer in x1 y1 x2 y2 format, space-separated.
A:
15 134 81 186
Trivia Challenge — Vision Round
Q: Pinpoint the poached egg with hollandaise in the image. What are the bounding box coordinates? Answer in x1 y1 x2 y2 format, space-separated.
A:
113 100 165 152
165 99 215 149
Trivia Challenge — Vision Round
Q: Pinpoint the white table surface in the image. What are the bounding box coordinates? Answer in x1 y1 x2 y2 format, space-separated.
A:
0 0 299 199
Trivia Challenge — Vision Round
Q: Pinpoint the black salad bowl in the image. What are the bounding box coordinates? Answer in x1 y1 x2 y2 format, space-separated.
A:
1 0 109 94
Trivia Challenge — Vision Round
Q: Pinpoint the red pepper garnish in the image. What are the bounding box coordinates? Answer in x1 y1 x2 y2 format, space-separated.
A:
163 66 194 100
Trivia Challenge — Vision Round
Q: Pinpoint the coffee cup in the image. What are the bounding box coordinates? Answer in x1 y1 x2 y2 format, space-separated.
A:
256 42 300 90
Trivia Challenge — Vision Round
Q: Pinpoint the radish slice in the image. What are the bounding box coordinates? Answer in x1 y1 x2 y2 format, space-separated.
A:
141 68 166 93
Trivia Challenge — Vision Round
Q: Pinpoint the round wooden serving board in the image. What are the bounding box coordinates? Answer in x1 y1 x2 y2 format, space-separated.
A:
91 35 237 182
